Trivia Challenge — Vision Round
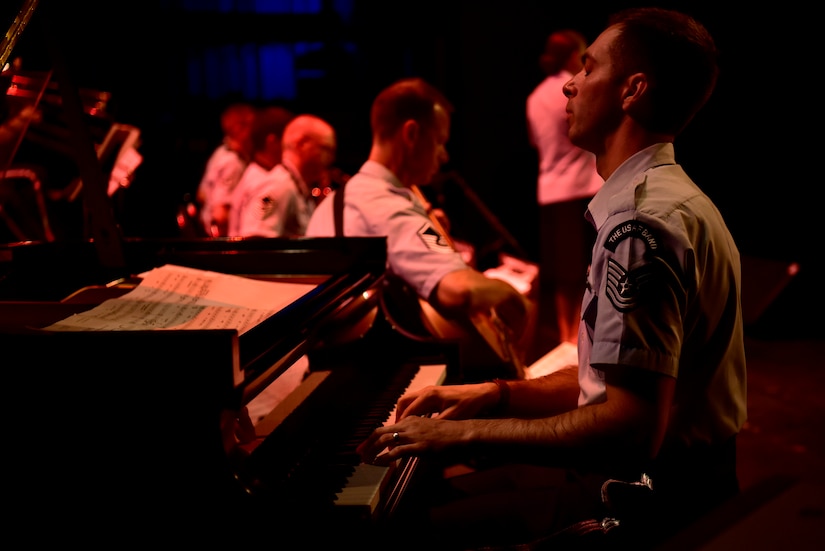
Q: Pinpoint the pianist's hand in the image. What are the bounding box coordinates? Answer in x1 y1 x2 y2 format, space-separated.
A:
396 381 501 422
357 382 502 465
358 415 482 466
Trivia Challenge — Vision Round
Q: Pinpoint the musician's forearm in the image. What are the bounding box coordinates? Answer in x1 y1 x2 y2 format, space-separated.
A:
499 366 580 418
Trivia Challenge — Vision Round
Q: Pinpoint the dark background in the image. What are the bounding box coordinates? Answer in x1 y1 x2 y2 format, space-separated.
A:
3 0 820 331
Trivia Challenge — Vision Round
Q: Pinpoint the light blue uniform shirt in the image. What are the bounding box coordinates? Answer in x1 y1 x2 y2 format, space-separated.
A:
579 143 747 448
306 160 468 301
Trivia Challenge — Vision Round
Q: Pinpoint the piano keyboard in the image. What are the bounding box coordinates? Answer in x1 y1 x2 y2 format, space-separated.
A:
333 363 447 516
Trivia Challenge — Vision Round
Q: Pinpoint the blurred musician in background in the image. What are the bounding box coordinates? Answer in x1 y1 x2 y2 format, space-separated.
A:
196 101 257 237
231 112 335 238
225 105 294 236
306 77 531 381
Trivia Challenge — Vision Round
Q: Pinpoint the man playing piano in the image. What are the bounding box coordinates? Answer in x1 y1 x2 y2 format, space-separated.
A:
357 8 746 550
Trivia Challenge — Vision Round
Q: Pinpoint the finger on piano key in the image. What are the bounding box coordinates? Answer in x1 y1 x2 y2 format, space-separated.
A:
334 363 446 515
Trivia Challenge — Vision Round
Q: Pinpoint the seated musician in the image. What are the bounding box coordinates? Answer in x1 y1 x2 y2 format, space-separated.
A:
230 113 336 238
305 77 531 381
196 102 259 237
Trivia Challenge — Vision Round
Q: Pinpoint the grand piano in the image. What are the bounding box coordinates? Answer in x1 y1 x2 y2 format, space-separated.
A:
0 236 457 542
0 2 458 543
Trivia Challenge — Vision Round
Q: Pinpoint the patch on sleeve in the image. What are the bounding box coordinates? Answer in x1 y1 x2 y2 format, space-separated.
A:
606 259 657 312
603 221 660 312
417 223 454 253
604 221 659 253
256 195 274 217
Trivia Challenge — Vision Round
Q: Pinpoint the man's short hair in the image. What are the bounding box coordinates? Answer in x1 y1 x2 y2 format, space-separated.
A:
370 77 453 141
220 102 257 139
250 106 294 152
608 7 719 135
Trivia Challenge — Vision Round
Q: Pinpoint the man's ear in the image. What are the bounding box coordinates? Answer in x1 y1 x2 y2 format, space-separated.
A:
401 119 419 147
623 72 653 124
622 73 648 107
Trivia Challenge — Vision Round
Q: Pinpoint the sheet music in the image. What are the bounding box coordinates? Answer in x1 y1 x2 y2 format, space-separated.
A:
43 264 318 333
524 341 578 379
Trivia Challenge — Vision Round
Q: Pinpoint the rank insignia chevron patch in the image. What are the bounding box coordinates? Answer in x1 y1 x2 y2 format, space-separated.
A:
417 223 453 253
605 258 657 312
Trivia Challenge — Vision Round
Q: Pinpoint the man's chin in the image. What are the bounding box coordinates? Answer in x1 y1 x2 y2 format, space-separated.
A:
567 130 584 147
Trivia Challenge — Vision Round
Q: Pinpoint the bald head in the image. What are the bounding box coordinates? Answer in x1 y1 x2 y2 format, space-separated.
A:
283 114 336 152
282 114 337 186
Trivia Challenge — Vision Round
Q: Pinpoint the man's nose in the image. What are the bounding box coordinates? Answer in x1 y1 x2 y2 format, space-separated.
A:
563 79 575 98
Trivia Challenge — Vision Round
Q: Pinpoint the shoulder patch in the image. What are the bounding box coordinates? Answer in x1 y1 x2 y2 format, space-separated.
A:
417 223 454 253
604 221 659 253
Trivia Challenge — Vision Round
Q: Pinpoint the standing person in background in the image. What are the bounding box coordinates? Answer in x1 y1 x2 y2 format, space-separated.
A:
527 29 604 347
196 102 257 237
232 113 336 238
357 8 744 550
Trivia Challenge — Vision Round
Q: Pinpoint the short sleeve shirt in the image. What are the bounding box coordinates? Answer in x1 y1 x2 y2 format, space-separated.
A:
198 143 248 229
578 143 747 446
233 162 314 238
228 161 267 237
305 160 469 300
